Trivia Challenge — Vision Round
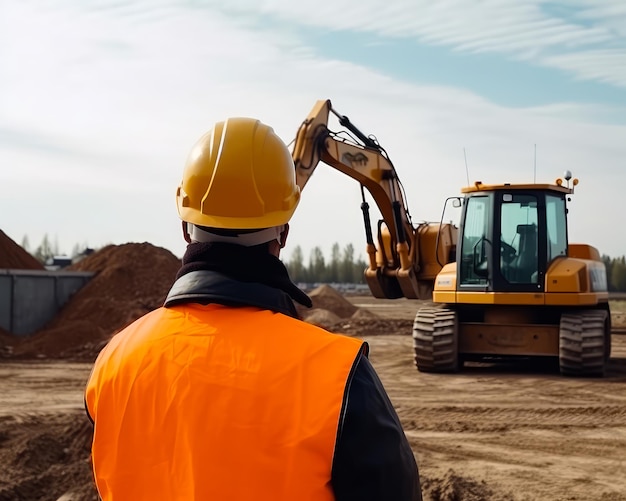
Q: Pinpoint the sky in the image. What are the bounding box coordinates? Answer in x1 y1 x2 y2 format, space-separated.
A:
1 0 625 263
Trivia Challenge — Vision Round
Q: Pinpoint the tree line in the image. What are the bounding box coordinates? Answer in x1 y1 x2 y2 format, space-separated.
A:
19 234 626 291
285 250 626 290
21 234 90 265
289 251 626 289
602 255 626 292
284 244 368 284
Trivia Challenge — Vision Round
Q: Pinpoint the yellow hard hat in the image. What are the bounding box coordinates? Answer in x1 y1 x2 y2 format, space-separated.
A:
176 117 300 229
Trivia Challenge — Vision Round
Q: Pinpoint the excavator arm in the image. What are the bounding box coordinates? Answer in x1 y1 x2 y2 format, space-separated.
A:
292 99 457 299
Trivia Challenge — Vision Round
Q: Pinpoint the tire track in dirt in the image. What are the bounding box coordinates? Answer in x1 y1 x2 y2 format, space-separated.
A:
400 404 626 431
408 429 626 500
363 333 626 501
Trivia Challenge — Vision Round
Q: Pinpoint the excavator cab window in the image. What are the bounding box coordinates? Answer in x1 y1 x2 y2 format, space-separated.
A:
459 195 490 286
546 193 567 262
500 194 539 284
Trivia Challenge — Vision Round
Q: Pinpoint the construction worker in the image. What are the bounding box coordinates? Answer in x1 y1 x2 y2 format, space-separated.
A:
85 117 422 501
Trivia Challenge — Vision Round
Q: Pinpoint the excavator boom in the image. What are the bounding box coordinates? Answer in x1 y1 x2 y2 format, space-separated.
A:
294 100 410 238
292 99 457 300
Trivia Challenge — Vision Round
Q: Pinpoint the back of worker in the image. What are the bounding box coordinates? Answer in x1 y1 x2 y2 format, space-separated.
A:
85 117 422 500
86 302 364 500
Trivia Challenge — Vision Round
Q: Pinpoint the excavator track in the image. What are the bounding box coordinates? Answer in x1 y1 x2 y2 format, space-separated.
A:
559 310 608 377
412 307 459 373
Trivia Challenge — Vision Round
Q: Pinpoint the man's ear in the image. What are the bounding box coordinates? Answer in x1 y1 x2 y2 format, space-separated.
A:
279 224 290 249
182 221 192 244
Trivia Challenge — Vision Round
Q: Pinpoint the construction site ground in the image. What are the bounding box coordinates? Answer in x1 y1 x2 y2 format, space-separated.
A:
1 293 625 500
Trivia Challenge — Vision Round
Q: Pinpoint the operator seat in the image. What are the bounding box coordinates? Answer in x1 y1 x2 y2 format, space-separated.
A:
512 224 538 283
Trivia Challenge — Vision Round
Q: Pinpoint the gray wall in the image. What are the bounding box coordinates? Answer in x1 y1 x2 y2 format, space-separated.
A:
0 270 93 336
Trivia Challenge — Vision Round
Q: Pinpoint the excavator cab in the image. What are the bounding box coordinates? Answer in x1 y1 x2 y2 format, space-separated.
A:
458 185 566 293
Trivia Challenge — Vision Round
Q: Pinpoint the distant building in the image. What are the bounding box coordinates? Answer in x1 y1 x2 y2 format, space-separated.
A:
44 256 73 271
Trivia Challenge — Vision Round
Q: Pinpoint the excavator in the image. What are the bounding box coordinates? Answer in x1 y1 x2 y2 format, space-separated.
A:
292 99 611 377
414 176 611 377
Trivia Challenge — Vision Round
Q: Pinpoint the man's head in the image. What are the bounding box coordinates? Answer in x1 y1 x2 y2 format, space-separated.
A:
176 118 300 255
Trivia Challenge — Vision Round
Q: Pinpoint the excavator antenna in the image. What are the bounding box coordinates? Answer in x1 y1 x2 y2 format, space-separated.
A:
534 143 537 183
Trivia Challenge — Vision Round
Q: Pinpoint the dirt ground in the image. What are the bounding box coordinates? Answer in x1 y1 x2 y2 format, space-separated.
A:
1 296 625 501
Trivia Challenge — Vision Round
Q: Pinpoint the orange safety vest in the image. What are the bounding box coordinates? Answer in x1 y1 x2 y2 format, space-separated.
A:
85 303 365 500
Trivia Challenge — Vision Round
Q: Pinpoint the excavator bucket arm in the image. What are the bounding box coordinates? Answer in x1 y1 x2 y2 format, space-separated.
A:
291 99 457 299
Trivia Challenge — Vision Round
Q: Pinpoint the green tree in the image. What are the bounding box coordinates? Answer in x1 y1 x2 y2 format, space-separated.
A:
340 243 356 282
329 243 341 283
286 245 306 282
71 243 82 259
610 256 626 292
308 246 326 282
21 235 30 252
353 256 367 284
33 234 54 264
52 235 60 256
602 255 614 291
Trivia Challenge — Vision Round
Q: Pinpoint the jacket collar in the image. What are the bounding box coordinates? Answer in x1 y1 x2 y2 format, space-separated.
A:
175 242 312 308
164 270 302 318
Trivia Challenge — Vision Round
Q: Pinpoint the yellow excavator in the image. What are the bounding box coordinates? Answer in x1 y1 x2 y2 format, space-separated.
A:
292 99 611 377
416 177 611 377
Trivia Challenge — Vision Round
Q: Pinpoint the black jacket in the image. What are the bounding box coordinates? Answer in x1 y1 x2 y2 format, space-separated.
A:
165 245 422 501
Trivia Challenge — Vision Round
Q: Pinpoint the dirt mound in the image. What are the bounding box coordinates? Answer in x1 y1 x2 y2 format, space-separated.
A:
350 308 379 320
0 413 97 501
296 285 401 335
301 308 343 329
0 328 16 357
331 318 413 337
296 284 358 318
0 230 44 270
307 284 358 318
421 469 509 501
298 284 371 330
9 243 181 362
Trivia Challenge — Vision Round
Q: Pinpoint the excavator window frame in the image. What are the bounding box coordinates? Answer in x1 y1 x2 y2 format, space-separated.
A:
457 189 566 293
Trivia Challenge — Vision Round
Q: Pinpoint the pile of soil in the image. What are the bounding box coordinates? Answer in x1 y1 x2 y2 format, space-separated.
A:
1 253 400 362
421 469 507 501
0 413 97 501
306 284 359 318
331 318 414 337
293 284 413 337
301 308 344 329
8 243 181 362
295 284 358 321
0 230 44 270
0 328 16 357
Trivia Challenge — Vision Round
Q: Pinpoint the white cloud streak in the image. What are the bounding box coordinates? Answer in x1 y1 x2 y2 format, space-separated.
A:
543 49 626 87
200 0 626 87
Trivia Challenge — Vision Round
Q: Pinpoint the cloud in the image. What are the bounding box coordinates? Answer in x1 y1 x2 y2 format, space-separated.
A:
541 49 626 86
194 0 626 88
0 127 89 159
1 0 625 260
